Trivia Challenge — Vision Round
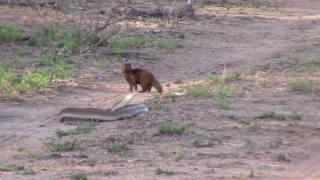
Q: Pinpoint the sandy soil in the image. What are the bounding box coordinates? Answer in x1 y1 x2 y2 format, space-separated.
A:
1 0 320 179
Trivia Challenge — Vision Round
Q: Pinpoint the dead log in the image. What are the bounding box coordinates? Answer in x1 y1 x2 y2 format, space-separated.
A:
112 2 194 18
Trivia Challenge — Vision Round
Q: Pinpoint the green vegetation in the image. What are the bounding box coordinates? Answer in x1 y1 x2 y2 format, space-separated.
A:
156 149 167 156
73 152 89 158
92 59 107 68
14 146 25 151
214 86 232 109
42 138 76 151
259 111 286 120
104 145 130 155
238 119 250 125
109 35 173 53
260 111 275 118
149 103 166 110
158 123 186 134
288 78 311 92
173 151 185 161
27 153 51 160
70 171 90 180
188 84 211 97
300 57 320 69
164 87 186 97
207 73 224 84
42 26 60 42
0 25 21 41
190 140 214 148
110 35 154 53
156 167 178 175
22 165 36 175
0 53 73 95
274 113 286 120
0 163 25 171
157 38 173 49
207 71 241 84
244 138 252 146
290 112 303 120
56 122 97 137
0 163 36 175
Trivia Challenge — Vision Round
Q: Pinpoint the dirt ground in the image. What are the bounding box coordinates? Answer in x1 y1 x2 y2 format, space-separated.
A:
1 0 320 179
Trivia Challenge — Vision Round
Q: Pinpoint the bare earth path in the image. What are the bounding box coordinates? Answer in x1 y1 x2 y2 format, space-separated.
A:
1 0 320 179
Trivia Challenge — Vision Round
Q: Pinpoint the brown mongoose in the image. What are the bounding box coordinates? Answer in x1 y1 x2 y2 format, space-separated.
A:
120 63 163 94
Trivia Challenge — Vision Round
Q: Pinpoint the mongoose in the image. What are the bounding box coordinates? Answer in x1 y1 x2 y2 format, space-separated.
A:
120 63 163 94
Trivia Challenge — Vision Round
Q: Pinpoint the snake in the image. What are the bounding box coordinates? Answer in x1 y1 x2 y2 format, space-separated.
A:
58 92 148 123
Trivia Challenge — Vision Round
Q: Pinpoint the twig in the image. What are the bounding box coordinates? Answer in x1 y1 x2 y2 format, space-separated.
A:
80 25 121 55
69 16 126 55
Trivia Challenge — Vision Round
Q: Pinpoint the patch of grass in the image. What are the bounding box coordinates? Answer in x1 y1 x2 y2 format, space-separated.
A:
0 59 26 70
110 35 155 53
164 87 186 97
272 52 283 59
190 140 214 148
0 163 25 171
70 171 89 180
215 98 230 109
12 154 23 159
42 138 76 151
290 112 302 120
27 153 51 160
12 49 30 57
73 152 89 158
173 151 185 161
0 53 73 95
0 68 34 94
244 138 252 146
58 29 87 51
42 26 60 42
152 91 161 98
225 71 242 82
0 163 35 174
0 25 21 41
156 149 166 156
284 57 295 64
158 123 186 134
214 86 232 109
104 145 130 155
157 38 173 49
149 103 166 110
188 84 211 97
260 111 276 118
92 59 107 68
274 114 286 120
207 71 242 84
259 111 286 120
207 73 224 84
101 170 119 176
238 119 250 125
300 57 320 69
288 78 311 92
156 167 178 175
56 122 97 137
87 157 99 163
14 146 25 151
22 165 36 175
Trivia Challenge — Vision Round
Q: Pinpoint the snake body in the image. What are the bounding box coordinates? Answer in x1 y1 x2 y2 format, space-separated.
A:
58 104 148 122
58 92 148 123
